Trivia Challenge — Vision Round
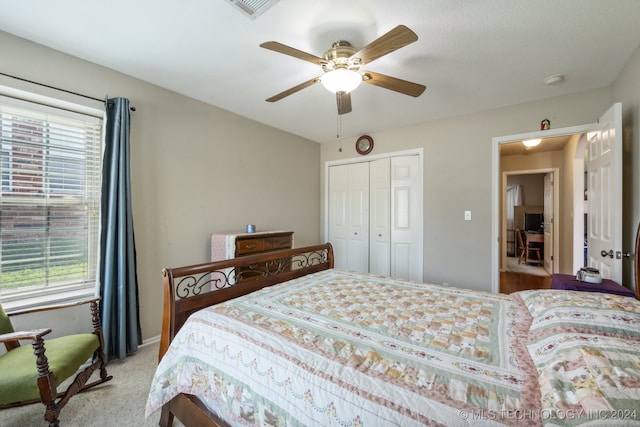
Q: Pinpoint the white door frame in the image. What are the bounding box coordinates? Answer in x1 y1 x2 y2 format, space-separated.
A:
500 168 559 275
492 125 592 293
324 148 424 277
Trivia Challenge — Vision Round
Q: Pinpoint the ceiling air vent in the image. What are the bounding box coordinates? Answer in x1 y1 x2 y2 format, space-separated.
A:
225 0 280 19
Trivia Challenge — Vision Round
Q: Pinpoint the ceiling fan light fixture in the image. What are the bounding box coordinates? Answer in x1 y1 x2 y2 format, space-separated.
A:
522 138 542 148
320 69 362 94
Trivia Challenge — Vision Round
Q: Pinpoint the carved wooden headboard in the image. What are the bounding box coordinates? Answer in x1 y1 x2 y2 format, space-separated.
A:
159 243 334 360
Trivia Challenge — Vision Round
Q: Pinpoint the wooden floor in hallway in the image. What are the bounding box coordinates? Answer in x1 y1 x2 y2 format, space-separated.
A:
500 270 552 294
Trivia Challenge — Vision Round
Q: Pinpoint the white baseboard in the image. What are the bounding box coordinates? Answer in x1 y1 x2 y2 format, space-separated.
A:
141 335 160 347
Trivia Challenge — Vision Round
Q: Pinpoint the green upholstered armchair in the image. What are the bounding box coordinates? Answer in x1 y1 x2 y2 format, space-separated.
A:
0 297 112 426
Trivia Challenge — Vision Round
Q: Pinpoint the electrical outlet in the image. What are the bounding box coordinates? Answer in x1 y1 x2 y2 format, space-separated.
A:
464 210 471 221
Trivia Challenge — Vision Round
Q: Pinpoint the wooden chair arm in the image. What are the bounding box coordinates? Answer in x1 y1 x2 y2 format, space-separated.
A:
7 296 101 317
0 328 51 344
5 296 103 350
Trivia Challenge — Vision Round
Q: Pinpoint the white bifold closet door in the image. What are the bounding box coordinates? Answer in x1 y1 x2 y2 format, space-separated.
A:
329 161 370 273
328 155 422 281
369 158 391 276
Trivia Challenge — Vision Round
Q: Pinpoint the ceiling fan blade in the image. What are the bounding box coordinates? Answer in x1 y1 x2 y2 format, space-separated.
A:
260 41 327 66
336 91 352 115
266 76 321 102
350 25 418 66
362 71 426 97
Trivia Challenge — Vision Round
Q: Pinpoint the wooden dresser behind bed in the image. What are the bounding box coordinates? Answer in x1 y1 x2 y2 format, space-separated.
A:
211 230 294 283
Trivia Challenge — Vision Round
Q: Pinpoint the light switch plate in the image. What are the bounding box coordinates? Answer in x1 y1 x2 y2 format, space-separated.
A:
464 210 471 221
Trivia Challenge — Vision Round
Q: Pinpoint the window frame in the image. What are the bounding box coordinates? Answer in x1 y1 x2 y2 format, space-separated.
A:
0 93 104 311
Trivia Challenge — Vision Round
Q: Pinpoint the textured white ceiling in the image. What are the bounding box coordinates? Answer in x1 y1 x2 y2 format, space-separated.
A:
1 0 639 143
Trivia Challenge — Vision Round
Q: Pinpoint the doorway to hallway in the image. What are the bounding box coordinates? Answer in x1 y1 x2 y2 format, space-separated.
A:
492 103 623 293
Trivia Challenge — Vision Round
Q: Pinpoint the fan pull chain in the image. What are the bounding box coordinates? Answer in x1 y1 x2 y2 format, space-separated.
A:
336 115 342 152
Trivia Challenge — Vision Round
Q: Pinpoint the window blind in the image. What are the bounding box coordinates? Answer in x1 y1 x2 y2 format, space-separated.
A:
0 96 103 301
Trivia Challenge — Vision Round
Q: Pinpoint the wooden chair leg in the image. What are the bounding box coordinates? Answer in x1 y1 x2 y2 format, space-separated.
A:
32 336 61 426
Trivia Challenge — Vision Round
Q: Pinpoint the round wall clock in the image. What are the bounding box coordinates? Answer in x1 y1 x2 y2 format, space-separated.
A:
356 135 374 155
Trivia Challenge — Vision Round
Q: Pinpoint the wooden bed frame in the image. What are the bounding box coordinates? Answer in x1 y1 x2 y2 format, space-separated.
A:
158 243 334 427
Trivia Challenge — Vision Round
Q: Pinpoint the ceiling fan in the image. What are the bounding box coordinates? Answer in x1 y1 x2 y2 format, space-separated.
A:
260 25 426 115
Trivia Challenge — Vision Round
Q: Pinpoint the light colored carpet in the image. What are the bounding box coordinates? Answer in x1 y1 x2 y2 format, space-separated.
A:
0 340 177 427
506 256 550 277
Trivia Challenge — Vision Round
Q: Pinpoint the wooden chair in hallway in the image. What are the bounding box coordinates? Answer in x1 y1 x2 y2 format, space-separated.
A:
516 229 542 265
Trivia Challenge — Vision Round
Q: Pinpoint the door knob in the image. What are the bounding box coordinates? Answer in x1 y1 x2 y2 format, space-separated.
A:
600 249 614 259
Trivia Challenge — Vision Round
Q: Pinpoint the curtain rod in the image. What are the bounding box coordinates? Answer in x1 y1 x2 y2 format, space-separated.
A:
0 72 136 111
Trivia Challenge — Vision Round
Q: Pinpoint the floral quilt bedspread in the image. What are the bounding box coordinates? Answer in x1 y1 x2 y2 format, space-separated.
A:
514 290 640 426
146 270 540 426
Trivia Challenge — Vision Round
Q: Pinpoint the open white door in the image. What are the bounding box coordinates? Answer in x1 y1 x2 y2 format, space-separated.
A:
586 103 622 282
